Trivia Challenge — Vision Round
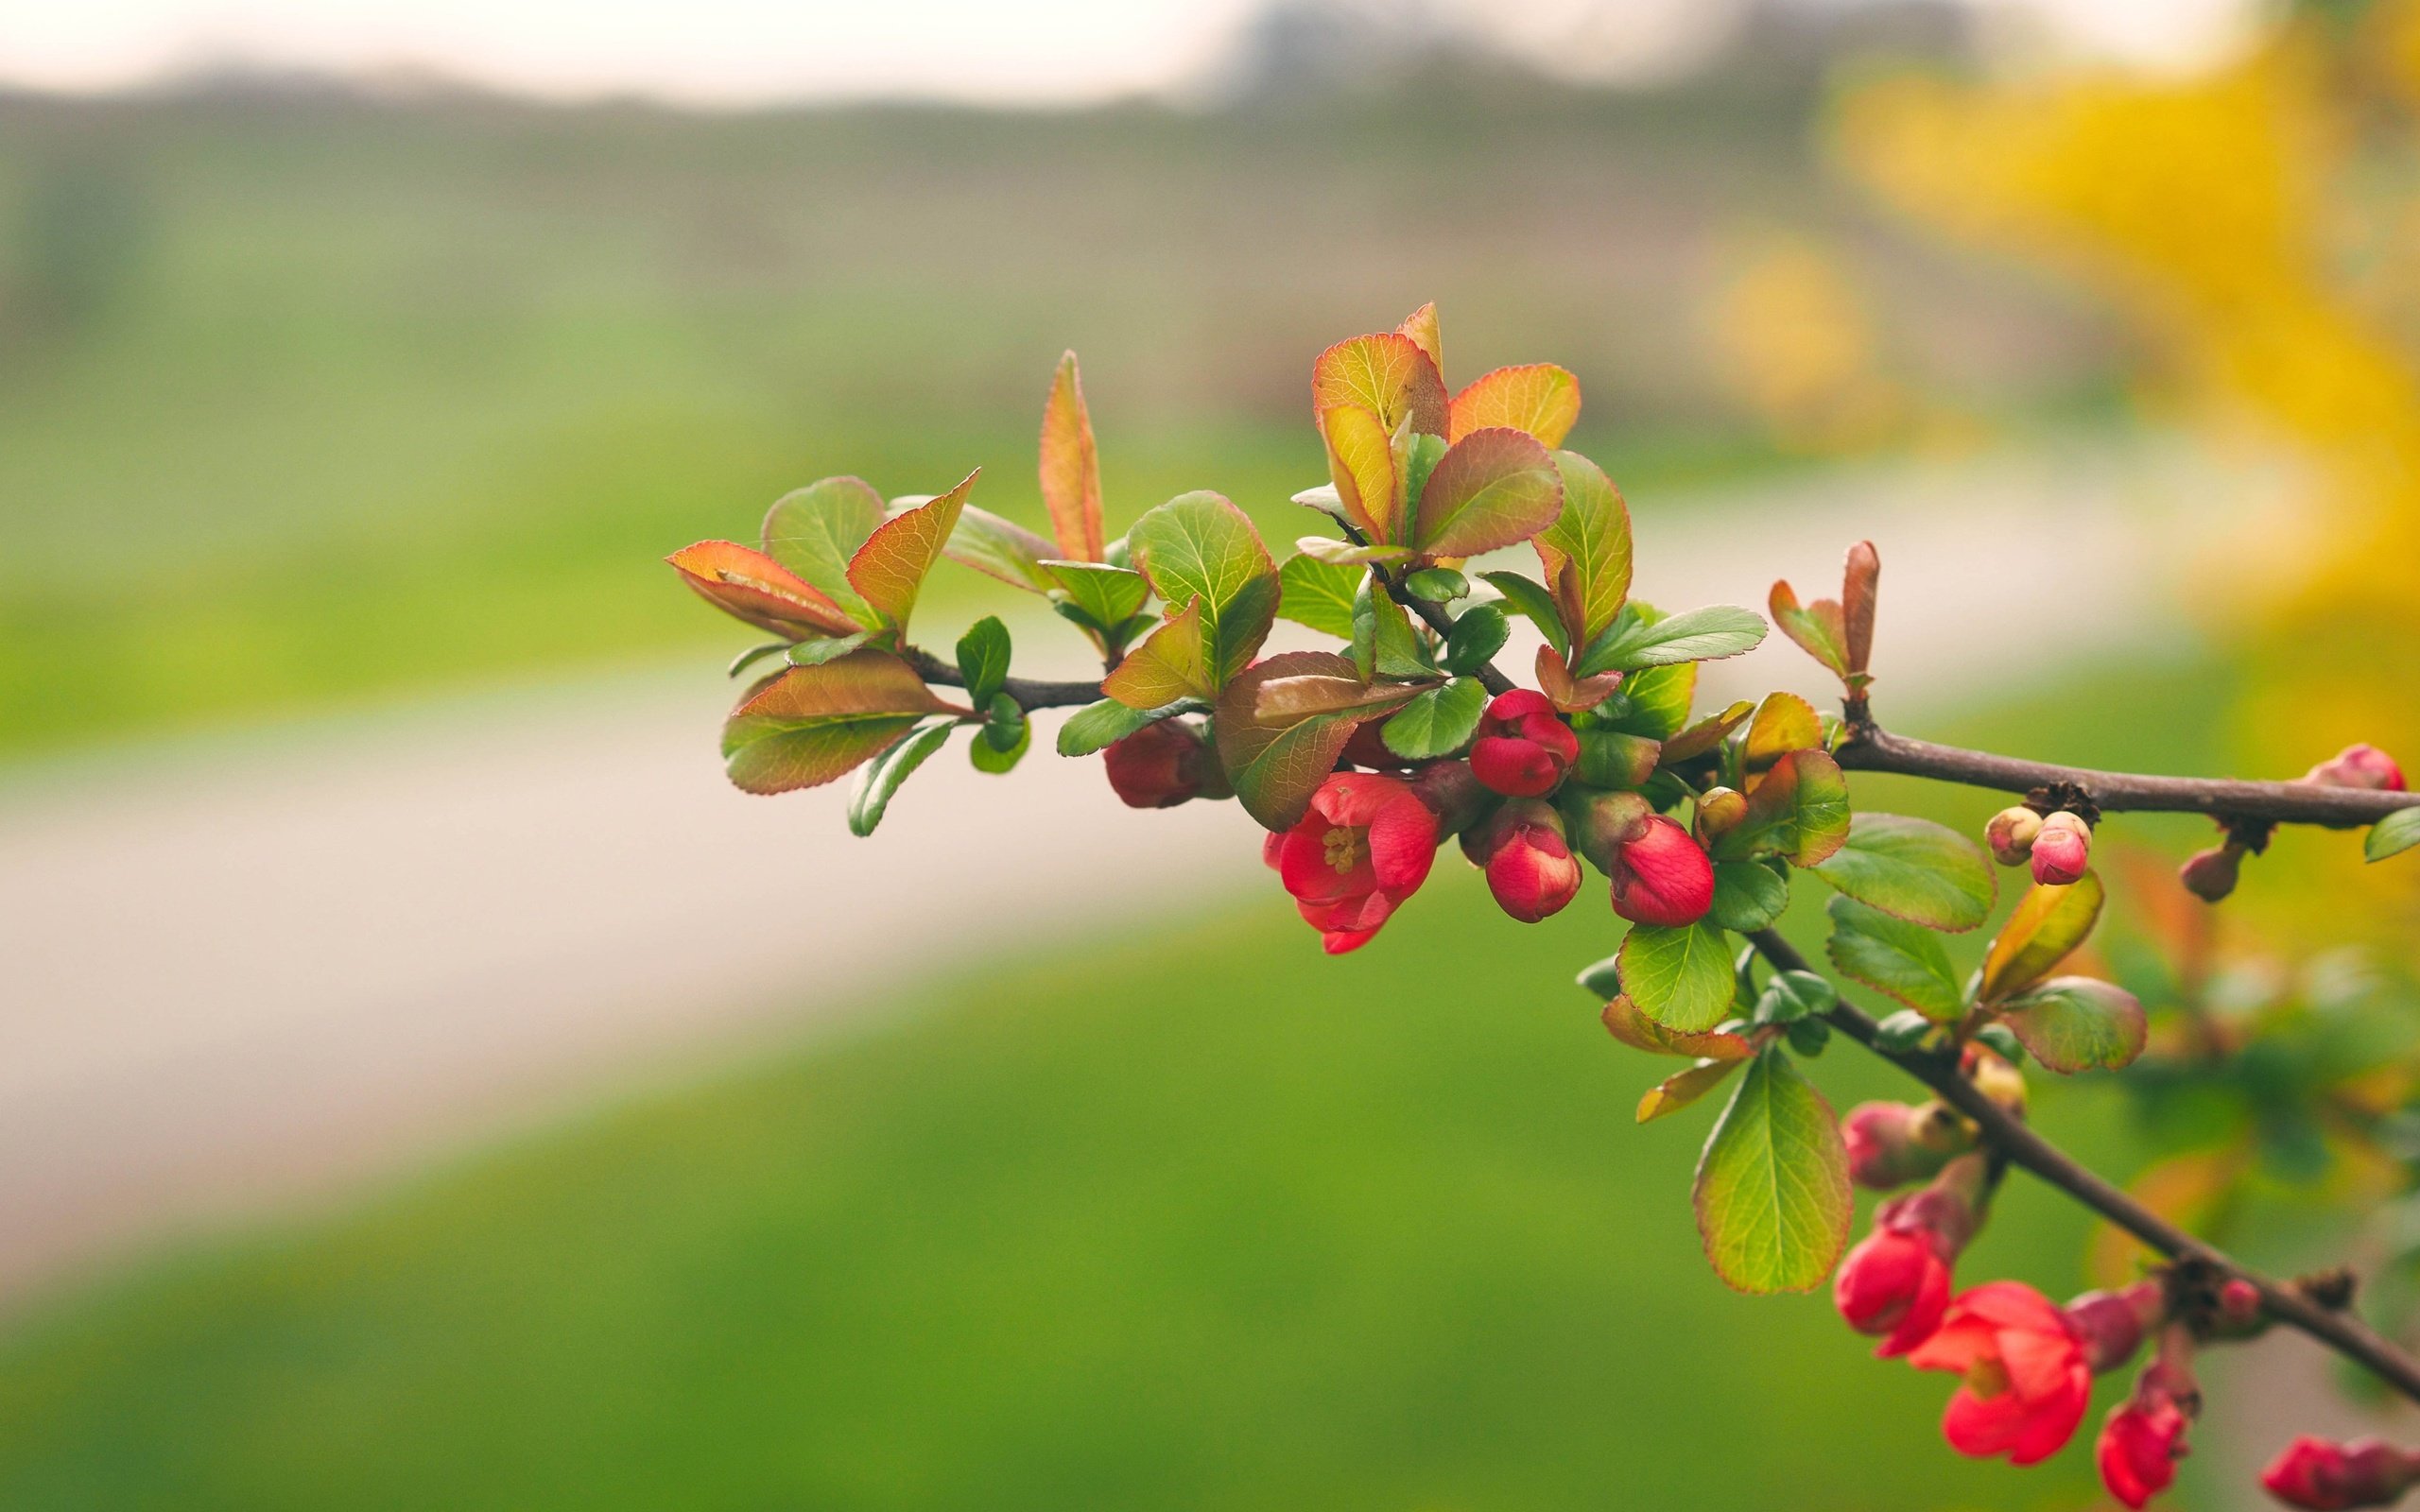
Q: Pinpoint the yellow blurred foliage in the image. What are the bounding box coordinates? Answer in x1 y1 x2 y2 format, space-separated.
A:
1836 9 2420 951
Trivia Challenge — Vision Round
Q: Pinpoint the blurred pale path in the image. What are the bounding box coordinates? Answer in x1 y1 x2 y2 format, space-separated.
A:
0 438 2248 1303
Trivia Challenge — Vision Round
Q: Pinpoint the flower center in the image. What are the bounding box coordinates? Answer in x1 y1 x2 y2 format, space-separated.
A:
1322 826 1366 874
1965 1355 2012 1400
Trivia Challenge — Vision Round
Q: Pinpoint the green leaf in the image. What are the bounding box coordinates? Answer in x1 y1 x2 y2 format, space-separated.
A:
1576 954 1626 998
1999 976 2146 1073
1536 450 1634 648
945 505 1062 594
1058 696 1187 758
721 650 961 796
970 702 1030 774
1214 651 1376 831
1277 553 1364 640
1979 874 2106 1003
1042 559 1152 638
1399 430 1449 515
2367 807 2420 863
1599 663 1695 741
786 631 873 668
1754 971 1836 1025
1619 919 1737 1033
762 475 886 625
1441 604 1510 675
1810 814 1996 932
1576 729 1660 790
1129 490 1279 688
846 471 976 635
1381 677 1486 760
1824 895 1964 1022
1709 860 1789 933
1102 599 1214 708
955 616 1011 708
1602 995 1757 1061
1477 570 1569 659
727 642 790 679
1576 603 1768 678
1638 1057 1748 1124
1405 566 1469 602
1352 578 1434 681
1709 749 1850 868
1873 1010 1935 1053
1692 1050 1851 1295
847 715 956 836
1412 428 1564 558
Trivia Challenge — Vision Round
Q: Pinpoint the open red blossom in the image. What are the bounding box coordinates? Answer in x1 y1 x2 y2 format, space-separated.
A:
1607 815 1715 927
1906 1281 2093 1467
1268 772 1440 954
1469 689 1580 797
2262 1437 2420 1510
2097 1363 2195 1510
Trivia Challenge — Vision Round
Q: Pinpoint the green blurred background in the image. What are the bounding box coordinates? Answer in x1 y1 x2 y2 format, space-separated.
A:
5 0 2416 1506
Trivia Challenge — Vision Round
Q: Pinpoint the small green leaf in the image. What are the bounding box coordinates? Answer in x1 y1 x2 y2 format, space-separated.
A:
971 705 1030 774
847 715 956 836
1043 560 1152 638
727 642 789 679
1754 971 1836 1025
1058 697 1184 758
1129 491 1279 687
786 631 873 668
1709 860 1789 933
1824 895 1964 1022
1602 995 1757 1061
1810 814 1996 932
762 475 886 624
1872 1009 1935 1054
2366 807 2420 863
1381 677 1486 760
1979 874 2106 1004
1278 554 1363 639
1400 431 1449 515
1619 919 1737 1033
1692 1050 1851 1294
1405 566 1469 602
1787 1018 1830 1057
978 691 1024 748
1441 604 1510 675
955 616 1011 708
1576 954 1625 998
1352 578 1434 681
1577 729 1660 790
944 505 1061 595
1999 976 2146 1074
1577 603 1767 678
1535 450 1634 649
1477 570 1569 659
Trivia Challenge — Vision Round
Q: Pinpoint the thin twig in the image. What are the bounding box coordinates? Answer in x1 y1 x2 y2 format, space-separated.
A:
1746 927 2420 1404
1837 724 2420 829
903 647 1105 710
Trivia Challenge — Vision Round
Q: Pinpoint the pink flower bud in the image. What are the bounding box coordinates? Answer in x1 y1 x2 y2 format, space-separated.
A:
1103 721 1210 808
1469 689 1581 798
2305 743 2407 793
2215 1278 2264 1332
2178 844 2240 902
1985 806 2042 867
1607 815 1715 927
1841 1101 1971 1190
2066 1280 2166 1373
2098 1357 2196 1510
2030 811 2092 885
2262 1436 2420 1510
1478 800 1582 923
1835 1158 1983 1356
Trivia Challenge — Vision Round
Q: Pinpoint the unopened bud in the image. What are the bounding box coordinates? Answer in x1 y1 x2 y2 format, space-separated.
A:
1103 720 1212 809
2304 742 2408 793
2031 811 2092 885
2178 844 2241 902
2262 1437 2420 1510
1560 787 1652 875
2066 1279 2166 1373
1962 1042 2030 1115
2213 1278 2266 1334
1693 786 1749 843
1841 1101 1972 1190
1607 815 1716 927
1477 800 1582 924
1985 806 2042 867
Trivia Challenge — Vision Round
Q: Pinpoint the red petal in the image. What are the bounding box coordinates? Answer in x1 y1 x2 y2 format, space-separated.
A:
2007 1372 2091 1466
1943 1387 2027 1459
1366 793 1440 896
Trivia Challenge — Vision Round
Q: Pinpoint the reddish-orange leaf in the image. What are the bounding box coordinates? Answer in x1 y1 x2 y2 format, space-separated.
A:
1842 540 1879 679
1448 363 1582 446
1535 644 1621 713
720 649 961 795
847 470 977 633
1602 995 1755 1060
1319 403 1400 543
1038 352 1105 562
1101 598 1211 709
1768 578 1850 679
1311 331 1448 438
1412 426 1564 558
1742 692 1823 779
668 540 862 640
1396 302 1443 377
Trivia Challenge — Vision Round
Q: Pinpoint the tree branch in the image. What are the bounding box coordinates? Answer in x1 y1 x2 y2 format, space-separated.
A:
1837 723 2420 829
903 647 1106 710
1392 587 1516 696
1743 927 2420 1404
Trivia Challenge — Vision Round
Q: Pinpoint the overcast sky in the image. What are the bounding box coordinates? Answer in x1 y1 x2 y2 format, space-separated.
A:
0 0 2265 106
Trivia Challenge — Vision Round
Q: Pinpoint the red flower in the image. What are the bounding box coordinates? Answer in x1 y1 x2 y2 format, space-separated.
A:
1268 772 1440 954
1906 1281 2093 1467
1469 689 1580 797
1476 800 1582 923
1607 815 1715 927
1836 1225 1952 1358
2097 1375 2192 1509
2029 812 2092 886
1102 721 1211 809
2262 1437 2420 1510
2305 743 2407 793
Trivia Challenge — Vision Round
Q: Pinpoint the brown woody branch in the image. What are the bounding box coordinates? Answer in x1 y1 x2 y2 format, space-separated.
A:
903 647 1107 710
1745 928 2420 1404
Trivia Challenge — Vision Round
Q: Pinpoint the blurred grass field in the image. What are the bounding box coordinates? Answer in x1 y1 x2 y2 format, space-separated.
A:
0 663 2290 1512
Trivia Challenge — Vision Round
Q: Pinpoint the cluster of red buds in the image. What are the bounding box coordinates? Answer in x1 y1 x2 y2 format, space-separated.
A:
1984 804 2093 885
1257 688 1716 952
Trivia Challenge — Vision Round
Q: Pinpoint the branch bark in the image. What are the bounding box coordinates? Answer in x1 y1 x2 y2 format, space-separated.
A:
903 647 1106 710
1744 928 2420 1403
1837 723 2420 829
